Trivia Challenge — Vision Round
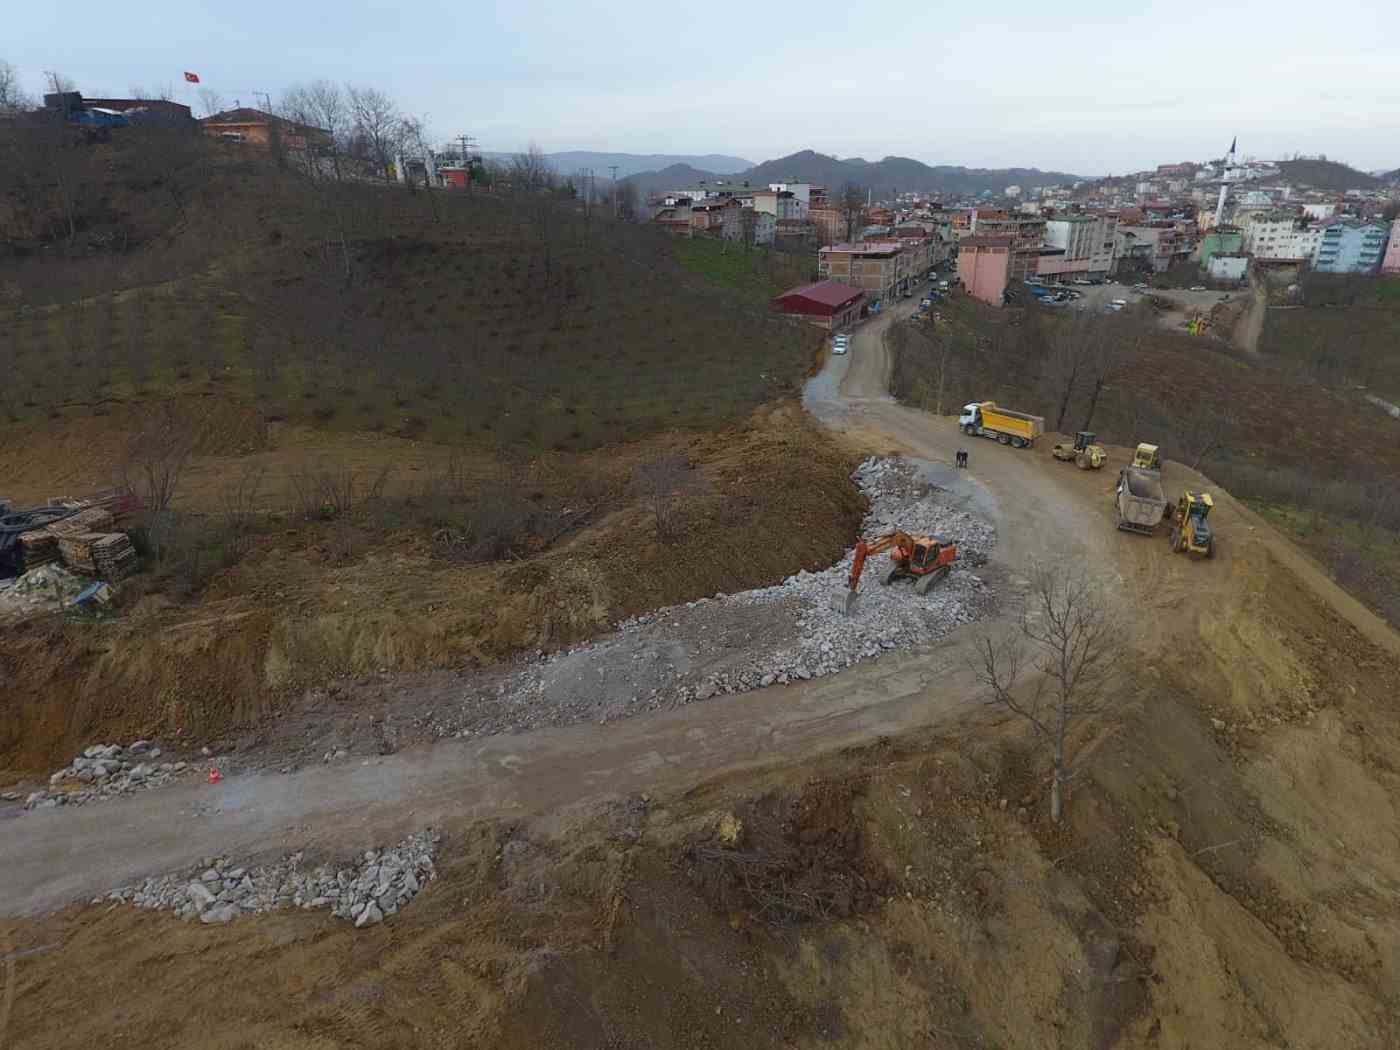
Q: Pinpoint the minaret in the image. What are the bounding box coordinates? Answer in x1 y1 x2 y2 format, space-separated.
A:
1214 136 1237 227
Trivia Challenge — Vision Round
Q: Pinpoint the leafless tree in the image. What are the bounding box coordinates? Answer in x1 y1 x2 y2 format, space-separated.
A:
122 403 196 559
1042 318 1088 432
346 84 405 181
196 87 225 118
0 59 32 113
617 179 640 220
974 566 1124 823
219 463 266 558
1165 399 1230 471
283 80 349 178
44 71 76 95
511 143 554 192
838 181 865 241
631 452 709 540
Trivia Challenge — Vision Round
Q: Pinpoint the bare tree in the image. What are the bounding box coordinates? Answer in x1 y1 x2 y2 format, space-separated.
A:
631 453 709 540
511 143 554 192
617 179 640 220
0 59 32 113
44 71 76 95
196 87 225 118
283 80 349 178
346 84 404 181
122 404 196 559
974 566 1123 823
1165 399 1230 471
838 181 865 241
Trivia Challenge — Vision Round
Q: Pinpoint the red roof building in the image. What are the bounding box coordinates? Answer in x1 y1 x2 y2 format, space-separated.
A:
772 280 865 330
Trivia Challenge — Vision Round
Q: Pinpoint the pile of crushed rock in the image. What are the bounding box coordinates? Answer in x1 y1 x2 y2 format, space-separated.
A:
15 739 194 811
103 830 440 927
408 456 998 738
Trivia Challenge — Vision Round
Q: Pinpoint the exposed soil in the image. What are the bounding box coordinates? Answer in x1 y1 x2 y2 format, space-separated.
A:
3 291 1400 1050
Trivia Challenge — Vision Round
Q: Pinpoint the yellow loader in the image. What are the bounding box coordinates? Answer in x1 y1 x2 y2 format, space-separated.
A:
1168 491 1215 558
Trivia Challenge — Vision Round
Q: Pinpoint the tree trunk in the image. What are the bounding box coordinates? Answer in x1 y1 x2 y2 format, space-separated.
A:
1081 377 1105 432
1050 770 1063 823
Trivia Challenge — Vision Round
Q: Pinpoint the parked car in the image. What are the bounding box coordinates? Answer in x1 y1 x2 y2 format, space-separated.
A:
1110 298 1129 307
1189 285 1207 291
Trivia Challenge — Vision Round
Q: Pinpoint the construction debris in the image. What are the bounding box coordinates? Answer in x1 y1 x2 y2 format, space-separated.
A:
16 739 193 810
99 830 440 926
0 564 88 621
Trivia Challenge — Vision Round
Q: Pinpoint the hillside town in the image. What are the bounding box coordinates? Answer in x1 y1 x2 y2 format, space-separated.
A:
643 141 1400 317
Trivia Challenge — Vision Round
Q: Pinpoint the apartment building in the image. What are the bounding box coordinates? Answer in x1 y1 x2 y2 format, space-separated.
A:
1042 214 1118 277
957 236 1013 306
817 242 909 302
1313 219 1392 274
1242 210 1306 261
1383 222 1400 276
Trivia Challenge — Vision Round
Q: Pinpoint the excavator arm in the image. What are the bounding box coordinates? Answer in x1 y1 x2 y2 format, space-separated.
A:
847 531 913 594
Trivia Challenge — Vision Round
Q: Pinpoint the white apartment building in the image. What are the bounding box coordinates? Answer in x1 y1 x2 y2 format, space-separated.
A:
1301 202 1338 221
1242 210 1304 260
767 182 814 208
1044 214 1118 274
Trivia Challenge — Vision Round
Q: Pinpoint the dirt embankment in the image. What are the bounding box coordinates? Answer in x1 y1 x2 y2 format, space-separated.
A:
0 403 865 776
5 537 1399 1048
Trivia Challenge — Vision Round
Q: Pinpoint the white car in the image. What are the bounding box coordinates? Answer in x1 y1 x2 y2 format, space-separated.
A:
1189 285 1207 291
1110 298 1128 307
832 342 848 355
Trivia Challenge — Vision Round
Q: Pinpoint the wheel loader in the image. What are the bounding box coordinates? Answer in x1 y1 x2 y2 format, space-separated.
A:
832 531 957 615
1168 491 1215 558
1051 431 1106 470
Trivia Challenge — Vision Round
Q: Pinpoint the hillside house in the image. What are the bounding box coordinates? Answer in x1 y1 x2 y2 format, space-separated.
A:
771 281 865 330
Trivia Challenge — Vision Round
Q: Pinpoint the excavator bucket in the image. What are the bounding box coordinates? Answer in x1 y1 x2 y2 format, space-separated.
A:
832 588 859 616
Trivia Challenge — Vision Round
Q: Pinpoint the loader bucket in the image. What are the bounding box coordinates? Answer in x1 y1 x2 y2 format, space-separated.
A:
831 589 859 616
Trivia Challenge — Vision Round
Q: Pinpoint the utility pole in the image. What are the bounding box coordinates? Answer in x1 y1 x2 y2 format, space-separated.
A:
457 133 477 192
609 164 620 217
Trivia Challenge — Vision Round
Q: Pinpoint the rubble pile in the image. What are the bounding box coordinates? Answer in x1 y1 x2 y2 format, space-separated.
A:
417 456 998 740
0 564 88 620
18 739 192 810
102 831 440 926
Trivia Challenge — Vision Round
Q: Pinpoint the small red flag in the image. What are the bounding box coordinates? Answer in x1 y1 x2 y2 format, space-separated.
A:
184 71 200 83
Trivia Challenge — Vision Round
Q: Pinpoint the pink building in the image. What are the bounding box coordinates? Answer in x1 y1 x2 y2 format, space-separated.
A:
957 236 1013 306
1383 222 1400 276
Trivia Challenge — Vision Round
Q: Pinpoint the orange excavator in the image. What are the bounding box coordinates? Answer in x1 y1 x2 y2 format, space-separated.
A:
833 531 958 615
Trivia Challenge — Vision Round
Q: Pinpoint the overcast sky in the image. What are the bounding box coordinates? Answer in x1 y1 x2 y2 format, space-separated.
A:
10 0 1400 174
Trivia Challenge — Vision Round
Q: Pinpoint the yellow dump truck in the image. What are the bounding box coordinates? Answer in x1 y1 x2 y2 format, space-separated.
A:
958 401 1046 449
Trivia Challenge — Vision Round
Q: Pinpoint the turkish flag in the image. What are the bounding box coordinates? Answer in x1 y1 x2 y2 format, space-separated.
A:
184 71 200 83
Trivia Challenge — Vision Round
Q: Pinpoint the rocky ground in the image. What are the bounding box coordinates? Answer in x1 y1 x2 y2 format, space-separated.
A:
2 457 997 804
256 456 998 769
101 830 440 926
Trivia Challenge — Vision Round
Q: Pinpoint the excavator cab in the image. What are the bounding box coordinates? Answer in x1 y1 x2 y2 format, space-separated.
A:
835 532 959 615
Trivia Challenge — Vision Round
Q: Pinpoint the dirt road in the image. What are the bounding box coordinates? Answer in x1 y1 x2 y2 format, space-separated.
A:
6 297 1386 917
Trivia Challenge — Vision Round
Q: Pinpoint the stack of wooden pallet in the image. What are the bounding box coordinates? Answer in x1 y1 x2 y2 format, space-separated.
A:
58 533 103 574
19 530 60 569
91 533 138 579
47 507 115 539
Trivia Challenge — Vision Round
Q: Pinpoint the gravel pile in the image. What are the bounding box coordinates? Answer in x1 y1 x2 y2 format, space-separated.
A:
19 739 194 811
101 830 440 927
409 456 997 736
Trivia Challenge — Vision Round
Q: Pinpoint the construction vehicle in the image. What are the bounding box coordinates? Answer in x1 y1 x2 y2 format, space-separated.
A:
1131 443 1162 471
833 531 957 615
958 401 1045 449
1168 491 1215 557
1051 431 1106 469
1116 465 1170 533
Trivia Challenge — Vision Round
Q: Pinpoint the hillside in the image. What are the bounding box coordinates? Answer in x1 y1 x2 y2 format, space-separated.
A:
624 149 1084 200
1273 159 1381 191
740 149 1082 197
479 150 753 179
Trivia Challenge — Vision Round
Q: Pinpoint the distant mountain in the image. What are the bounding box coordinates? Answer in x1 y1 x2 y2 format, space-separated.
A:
622 149 1083 201
1273 159 1381 192
479 151 753 179
738 150 1082 197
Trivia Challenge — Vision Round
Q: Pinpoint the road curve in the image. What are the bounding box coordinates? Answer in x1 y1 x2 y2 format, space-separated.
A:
1 297 1111 916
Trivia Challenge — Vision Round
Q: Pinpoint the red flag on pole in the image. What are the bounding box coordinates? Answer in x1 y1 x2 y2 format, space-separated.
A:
184 71 200 83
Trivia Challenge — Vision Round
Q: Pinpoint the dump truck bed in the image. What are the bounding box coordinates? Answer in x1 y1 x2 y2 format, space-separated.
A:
980 406 1045 440
1116 467 1168 533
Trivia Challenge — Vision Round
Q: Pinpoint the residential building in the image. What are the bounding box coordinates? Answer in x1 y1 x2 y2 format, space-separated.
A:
750 210 777 246
651 207 694 236
768 182 817 209
81 97 194 123
773 217 813 244
1383 222 1400 276
1208 253 1249 282
690 197 739 233
771 280 864 330
818 242 902 302
1289 226 1322 263
1242 210 1305 261
200 107 331 149
1043 214 1118 277
752 189 804 220
809 205 846 245
1198 227 1244 268
1116 224 1178 272
1313 219 1392 274
958 236 1013 306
